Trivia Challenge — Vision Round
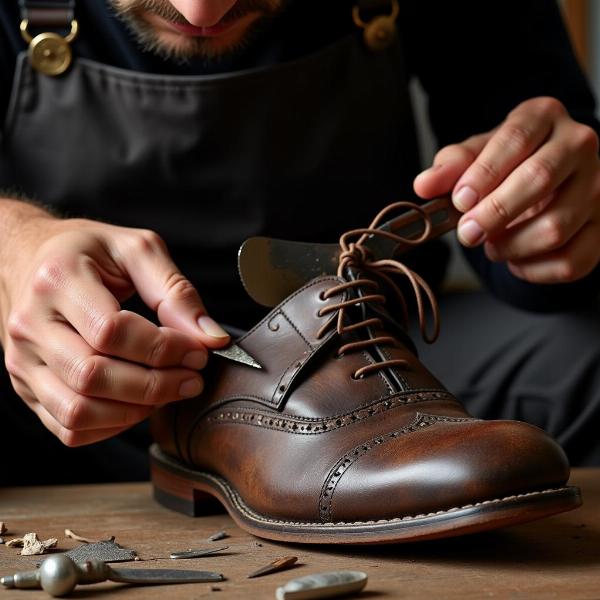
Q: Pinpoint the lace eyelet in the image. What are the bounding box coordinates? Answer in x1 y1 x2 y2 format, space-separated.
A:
335 352 345 360
351 372 364 380
318 290 329 301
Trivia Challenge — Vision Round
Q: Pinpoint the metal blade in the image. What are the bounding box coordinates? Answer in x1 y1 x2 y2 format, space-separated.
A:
108 568 224 585
238 196 461 307
169 546 229 560
212 343 262 369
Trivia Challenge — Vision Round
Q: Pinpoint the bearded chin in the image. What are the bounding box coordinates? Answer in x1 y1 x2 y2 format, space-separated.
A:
110 0 283 63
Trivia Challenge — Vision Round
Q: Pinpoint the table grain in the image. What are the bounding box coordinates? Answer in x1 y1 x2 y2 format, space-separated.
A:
0 469 598 599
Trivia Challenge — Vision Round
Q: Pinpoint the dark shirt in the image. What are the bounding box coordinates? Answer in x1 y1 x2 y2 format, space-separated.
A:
1 0 599 315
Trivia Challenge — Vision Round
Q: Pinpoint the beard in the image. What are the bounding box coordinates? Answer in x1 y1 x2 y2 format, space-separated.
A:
110 0 284 63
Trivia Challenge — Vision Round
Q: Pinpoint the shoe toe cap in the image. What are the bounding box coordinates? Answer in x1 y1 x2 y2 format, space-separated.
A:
324 416 570 523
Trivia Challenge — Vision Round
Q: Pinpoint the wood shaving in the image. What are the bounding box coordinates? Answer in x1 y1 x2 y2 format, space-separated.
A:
64 529 98 543
7 533 58 555
247 556 298 579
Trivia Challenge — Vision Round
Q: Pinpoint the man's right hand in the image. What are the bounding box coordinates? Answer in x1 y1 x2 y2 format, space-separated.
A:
1 210 230 447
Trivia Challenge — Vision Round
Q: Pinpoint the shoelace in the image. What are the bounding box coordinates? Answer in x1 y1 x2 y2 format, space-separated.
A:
315 201 441 380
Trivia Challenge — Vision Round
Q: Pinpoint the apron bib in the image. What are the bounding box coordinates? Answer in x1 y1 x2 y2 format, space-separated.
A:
0 2 421 324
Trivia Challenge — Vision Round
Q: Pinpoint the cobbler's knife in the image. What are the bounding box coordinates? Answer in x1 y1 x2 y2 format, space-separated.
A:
213 344 262 369
238 196 461 308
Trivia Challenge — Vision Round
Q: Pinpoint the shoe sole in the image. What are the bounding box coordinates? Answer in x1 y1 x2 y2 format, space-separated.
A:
150 444 582 544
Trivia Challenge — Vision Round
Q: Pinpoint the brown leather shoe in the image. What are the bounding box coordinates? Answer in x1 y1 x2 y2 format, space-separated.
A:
151 202 581 544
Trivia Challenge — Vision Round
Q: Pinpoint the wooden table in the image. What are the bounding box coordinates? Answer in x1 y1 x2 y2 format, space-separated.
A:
0 469 598 599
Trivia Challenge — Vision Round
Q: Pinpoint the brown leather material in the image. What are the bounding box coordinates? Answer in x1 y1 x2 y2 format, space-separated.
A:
152 276 571 524
151 202 579 542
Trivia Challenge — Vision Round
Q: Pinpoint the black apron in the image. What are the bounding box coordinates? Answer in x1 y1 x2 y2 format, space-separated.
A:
0 0 437 483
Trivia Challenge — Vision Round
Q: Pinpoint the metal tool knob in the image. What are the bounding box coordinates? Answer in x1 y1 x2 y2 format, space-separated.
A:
39 555 79 597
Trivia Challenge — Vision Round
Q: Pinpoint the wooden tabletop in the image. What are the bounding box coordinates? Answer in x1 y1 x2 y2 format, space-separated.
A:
0 469 598 599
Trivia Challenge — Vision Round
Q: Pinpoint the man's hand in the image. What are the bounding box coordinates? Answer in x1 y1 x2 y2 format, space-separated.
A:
414 97 600 283
1 213 229 447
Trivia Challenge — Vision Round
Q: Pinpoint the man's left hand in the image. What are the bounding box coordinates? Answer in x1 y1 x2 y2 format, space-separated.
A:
414 97 600 284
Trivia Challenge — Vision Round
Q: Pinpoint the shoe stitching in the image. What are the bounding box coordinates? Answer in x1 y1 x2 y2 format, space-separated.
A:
233 485 568 528
279 308 315 350
154 448 570 528
319 413 476 522
207 391 459 435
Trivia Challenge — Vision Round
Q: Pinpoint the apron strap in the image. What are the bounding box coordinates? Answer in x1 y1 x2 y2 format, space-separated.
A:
19 0 75 28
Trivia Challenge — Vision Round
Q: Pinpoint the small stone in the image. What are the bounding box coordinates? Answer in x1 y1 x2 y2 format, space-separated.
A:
0 538 4 545
208 531 229 542
275 571 368 600
0 523 6 536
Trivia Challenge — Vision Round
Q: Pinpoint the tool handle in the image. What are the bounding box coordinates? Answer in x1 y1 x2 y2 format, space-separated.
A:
1 569 41 589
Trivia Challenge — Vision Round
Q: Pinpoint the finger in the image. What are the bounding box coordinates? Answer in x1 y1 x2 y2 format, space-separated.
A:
112 230 229 347
37 321 204 405
458 131 579 246
484 173 592 262
451 102 556 212
30 401 131 447
58 305 207 370
42 257 208 368
413 133 491 200
507 222 600 284
28 365 153 431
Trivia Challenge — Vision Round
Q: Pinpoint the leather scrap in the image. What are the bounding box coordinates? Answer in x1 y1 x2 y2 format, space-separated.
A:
7 532 57 556
63 538 137 563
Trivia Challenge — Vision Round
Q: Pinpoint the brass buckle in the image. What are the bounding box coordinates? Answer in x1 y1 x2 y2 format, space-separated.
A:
352 0 399 52
20 18 79 76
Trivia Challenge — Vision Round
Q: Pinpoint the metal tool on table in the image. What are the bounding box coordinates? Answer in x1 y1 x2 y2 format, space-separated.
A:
1 554 223 597
169 546 228 559
238 195 461 308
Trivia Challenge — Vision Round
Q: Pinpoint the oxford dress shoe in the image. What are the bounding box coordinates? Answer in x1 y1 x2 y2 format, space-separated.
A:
150 201 581 544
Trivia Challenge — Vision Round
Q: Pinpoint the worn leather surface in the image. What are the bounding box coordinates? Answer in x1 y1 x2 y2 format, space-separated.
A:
152 276 570 523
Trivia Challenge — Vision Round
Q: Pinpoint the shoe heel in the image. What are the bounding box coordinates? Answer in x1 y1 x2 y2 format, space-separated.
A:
151 461 223 517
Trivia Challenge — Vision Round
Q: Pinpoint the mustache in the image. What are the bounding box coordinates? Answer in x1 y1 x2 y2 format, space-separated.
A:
116 0 281 26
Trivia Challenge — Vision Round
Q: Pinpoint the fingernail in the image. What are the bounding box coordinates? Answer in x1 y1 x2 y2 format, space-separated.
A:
453 186 479 212
198 316 229 339
458 220 486 246
179 378 203 398
182 350 207 370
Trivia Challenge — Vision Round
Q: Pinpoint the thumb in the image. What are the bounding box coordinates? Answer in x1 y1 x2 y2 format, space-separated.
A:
115 231 230 348
413 132 492 204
